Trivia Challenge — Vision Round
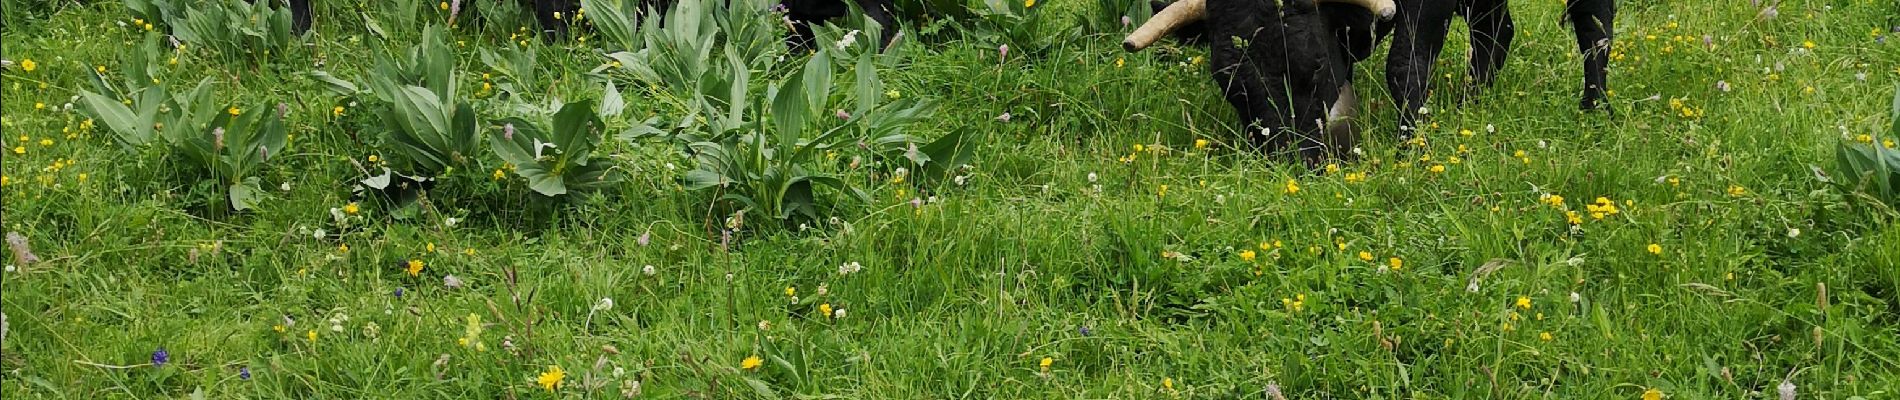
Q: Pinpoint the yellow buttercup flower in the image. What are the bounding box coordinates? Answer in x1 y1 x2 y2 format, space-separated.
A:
1039 357 1053 373
1642 388 1663 400
1024 0 1035 7
742 355 764 371
1239 250 1256 262
1515 296 1531 310
1387 257 1403 270
1357 251 1373 262
228 106 242 116
1647 243 1663 255
1283 179 1300 194
343 202 360 215
19 58 35 72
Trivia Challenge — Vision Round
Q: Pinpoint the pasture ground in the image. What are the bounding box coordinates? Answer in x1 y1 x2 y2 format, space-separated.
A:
2 0 1898 398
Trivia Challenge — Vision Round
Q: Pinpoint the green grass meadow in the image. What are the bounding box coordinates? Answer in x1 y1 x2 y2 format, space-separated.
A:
3 0 1899 398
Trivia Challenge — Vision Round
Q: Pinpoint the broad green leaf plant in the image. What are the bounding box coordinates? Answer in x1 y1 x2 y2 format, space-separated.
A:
363 25 483 182
1828 85 1900 216
683 50 870 227
490 99 627 197
170 0 300 63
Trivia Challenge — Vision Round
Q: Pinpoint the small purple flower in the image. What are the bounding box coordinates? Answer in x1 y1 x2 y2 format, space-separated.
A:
503 123 515 140
998 44 1009 61
1702 35 1713 48
276 102 289 118
239 366 251 380
1121 16 1131 28
152 347 170 366
449 0 463 16
636 231 651 246
909 198 923 209
770 3 788 13
835 109 851 120
393 287 405 298
1078 326 1092 336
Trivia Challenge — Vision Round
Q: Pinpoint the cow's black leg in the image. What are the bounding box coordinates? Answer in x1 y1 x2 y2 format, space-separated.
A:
1465 0 1513 88
1566 0 1615 111
1382 0 1455 141
289 0 312 34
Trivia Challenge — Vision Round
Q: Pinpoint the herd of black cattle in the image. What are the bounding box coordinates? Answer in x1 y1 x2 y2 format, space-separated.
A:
276 0 1616 167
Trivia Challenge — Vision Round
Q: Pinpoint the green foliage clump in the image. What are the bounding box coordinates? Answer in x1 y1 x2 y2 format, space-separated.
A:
490 99 625 197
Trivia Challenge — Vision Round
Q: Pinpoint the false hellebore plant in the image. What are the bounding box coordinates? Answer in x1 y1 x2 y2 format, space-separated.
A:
490 99 625 197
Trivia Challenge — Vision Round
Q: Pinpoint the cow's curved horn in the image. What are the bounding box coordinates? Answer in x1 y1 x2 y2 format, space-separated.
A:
1122 0 1205 52
1319 0 1397 20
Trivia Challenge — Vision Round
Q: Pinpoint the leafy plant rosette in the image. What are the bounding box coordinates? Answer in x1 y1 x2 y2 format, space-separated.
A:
169 0 300 63
1825 86 1900 217
346 25 484 213
490 99 624 197
79 76 287 212
681 49 870 228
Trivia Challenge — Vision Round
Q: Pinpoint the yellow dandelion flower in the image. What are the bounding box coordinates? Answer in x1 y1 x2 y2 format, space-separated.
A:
1163 377 1174 391
1643 388 1663 400
343 202 360 215
438 1 449 10
1387 257 1403 270
19 58 35 72
819 303 833 319
742 356 764 371
306 329 318 343
537 365 566 391
1283 179 1300 194
333 106 345 117
1025 0 1035 7
1647 243 1663 255
406 259 425 276
1115 57 1125 68
1194 139 1209 150
426 242 436 253
1515 296 1531 310
1239 250 1256 262
1802 40 1815 49
228 106 241 116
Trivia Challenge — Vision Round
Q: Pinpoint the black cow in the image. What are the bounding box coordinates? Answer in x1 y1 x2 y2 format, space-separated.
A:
277 0 900 52
1125 0 1616 165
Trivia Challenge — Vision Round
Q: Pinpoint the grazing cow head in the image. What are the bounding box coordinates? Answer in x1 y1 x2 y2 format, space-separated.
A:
1126 0 1393 164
